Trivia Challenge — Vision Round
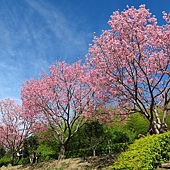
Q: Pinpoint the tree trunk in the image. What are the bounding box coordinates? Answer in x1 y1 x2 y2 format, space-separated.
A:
92 148 96 156
149 121 168 135
58 144 66 160
9 152 14 166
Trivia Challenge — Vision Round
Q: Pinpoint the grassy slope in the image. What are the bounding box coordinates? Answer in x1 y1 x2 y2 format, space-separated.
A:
0 154 118 170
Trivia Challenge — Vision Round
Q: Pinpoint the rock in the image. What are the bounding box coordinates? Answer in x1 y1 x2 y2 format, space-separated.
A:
161 162 170 168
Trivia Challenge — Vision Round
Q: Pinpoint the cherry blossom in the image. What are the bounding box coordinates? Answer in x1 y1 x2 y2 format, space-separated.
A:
21 61 107 159
87 5 170 134
0 98 33 165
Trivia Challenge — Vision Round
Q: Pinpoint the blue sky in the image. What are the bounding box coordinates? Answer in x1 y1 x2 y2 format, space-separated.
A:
0 0 169 102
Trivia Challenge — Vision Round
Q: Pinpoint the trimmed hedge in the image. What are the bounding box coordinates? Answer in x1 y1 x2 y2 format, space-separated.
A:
110 132 170 170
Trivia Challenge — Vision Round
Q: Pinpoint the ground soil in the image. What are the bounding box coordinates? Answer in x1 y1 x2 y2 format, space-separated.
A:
0 154 119 170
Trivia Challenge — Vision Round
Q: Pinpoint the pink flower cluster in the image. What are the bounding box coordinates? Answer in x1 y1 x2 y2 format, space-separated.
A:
87 5 170 118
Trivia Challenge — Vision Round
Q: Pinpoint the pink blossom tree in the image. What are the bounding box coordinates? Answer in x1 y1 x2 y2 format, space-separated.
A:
0 98 33 165
87 5 170 134
21 61 108 159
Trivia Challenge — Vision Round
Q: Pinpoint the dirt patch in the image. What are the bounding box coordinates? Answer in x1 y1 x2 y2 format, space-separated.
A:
84 154 119 169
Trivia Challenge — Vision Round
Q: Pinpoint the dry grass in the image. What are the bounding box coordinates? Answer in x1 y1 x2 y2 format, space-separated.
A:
0 154 118 170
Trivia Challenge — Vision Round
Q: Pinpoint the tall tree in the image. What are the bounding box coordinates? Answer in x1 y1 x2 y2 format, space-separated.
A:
21 61 106 159
0 98 33 165
87 5 170 134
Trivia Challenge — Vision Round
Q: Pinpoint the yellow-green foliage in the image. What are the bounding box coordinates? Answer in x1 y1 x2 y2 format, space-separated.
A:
110 132 170 170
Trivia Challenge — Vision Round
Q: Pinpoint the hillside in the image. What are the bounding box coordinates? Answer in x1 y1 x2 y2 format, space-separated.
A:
0 154 118 170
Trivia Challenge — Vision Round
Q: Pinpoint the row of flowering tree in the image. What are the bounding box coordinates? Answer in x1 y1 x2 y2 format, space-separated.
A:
21 61 110 159
0 5 169 162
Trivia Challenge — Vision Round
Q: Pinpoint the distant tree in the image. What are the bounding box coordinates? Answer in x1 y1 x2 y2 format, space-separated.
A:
22 135 38 159
85 121 104 156
87 5 170 134
21 61 107 159
65 124 88 157
0 98 33 165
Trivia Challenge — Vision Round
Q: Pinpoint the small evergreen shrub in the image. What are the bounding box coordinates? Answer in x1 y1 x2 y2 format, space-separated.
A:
110 132 170 170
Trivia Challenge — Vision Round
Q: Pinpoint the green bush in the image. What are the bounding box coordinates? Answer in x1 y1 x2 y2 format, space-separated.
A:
65 148 92 158
0 155 10 167
111 143 129 153
65 125 136 158
126 113 149 136
110 132 170 170
100 125 136 154
98 142 129 155
35 143 56 162
20 157 30 165
112 126 136 144
14 157 30 165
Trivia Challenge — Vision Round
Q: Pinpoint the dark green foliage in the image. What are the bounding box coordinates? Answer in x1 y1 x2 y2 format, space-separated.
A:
85 121 104 155
13 155 30 166
35 143 56 161
66 121 105 157
111 130 129 143
109 126 136 143
16 132 59 164
19 157 30 165
23 135 38 158
85 121 104 139
0 155 9 167
66 148 92 158
110 132 170 170
0 145 5 159
103 126 136 152
66 124 136 158
66 125 88 155
35 130 60 161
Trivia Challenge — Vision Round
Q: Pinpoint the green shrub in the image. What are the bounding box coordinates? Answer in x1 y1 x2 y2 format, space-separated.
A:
126 113 149 136
100 125 136 155
35 143 56 162
111 143 129 153
13 157 30 166
0 155 10 167
20 157 30 165
110 132 170 170
112 126 136 144
65 148 92 158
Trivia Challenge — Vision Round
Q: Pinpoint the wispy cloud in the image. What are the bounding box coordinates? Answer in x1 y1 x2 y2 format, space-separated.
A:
26 0 90 61
0 0 92 101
